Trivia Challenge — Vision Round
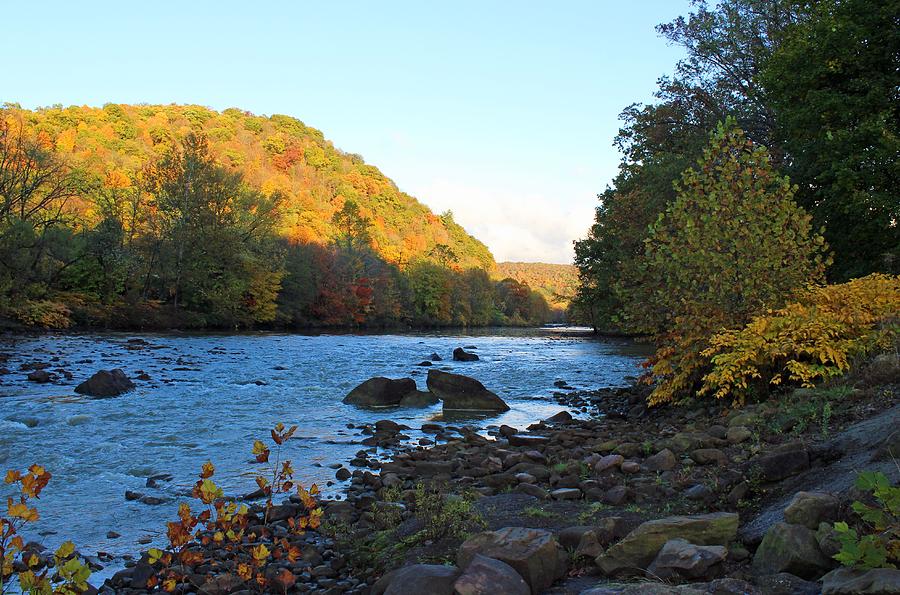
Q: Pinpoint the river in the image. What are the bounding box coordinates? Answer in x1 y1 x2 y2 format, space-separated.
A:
0 327 648 576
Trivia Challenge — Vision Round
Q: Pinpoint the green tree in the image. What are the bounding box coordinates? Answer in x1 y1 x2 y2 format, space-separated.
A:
762 0 900 279
635 121 829 405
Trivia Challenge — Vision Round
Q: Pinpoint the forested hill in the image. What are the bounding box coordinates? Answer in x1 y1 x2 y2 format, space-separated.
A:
0 104 559 329
9 103 494 270
496 262 577 310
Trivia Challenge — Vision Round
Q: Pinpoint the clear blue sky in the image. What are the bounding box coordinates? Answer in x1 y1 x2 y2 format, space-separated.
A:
3 1 691 264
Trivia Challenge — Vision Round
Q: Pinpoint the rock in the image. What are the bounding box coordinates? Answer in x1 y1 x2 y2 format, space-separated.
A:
335 467 351 481
752 522 833 579
453 347 480 362
821 567 900 594
691 448 728 466
416 360 433 366
862 352 900 386
429 353 443 361
875 429 900 461
508 434 550 447
603 486 630 505
545 410 573 423
750 444 809 482
594 454 624 473
753 572 822 595
515 484 550 499
27 370 52 383
727 426 753 444
454 554 529 595
646 538 728 580
784 491 839 529
198 573 246 595
458 527 566 593
684 484 712 501
74 369 135 397
644 449 677 472
427 370 509 412
597 512 739 575
399 390 439 407
551 488 582 500
343 377 418 407
621 461 640 474
382 564 460 595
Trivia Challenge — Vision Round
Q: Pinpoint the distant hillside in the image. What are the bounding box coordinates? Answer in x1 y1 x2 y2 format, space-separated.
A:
9 103 494 269
496 262 578 309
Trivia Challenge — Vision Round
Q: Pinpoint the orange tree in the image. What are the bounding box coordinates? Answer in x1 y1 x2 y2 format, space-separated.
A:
628 120 830 405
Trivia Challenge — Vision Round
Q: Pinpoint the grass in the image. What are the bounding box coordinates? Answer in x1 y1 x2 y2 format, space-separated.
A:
523 505 557 519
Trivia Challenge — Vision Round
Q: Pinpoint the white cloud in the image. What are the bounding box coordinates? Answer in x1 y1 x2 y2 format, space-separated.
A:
411 178 595 264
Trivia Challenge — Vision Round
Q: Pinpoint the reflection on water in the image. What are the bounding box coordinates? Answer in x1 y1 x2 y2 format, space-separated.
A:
0 327 648 567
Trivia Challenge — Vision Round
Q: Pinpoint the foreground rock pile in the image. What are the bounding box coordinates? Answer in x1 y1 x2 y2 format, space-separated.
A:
99 372 899 594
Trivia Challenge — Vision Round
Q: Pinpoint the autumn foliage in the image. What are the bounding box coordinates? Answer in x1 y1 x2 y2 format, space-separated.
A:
634 122 829 405
700 274 900 403
2 466 91 595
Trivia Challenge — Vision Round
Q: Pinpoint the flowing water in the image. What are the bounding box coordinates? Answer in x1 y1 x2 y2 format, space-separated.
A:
0 327 648 575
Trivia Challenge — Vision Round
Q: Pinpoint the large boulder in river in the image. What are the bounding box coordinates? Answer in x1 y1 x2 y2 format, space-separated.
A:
75 369 135 397
343 377 420 407
453 347 479 361
426 370 509 412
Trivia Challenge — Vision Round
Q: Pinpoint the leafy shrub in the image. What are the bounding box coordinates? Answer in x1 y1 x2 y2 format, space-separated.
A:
8 300 72 329
632 121 828 406
834 471 900 569
701 274 900 402
1 465 91 594
150 423 321 591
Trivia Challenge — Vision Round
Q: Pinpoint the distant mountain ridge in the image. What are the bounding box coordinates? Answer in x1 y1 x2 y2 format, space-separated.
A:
495 262 578 309
8 103 494 270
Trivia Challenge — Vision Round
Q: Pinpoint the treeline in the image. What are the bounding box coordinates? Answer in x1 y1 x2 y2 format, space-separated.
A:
495 262 578 316
572 0 899 405
0 114 551 329
573 0 898 333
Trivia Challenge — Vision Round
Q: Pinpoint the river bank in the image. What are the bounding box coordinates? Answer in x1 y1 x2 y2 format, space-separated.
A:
93 353 900 594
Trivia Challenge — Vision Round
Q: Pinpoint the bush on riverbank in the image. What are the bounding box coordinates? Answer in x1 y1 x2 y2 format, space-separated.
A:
701 274 900 403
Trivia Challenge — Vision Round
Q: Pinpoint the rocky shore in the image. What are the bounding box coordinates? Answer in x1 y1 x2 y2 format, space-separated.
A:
89 355 900 594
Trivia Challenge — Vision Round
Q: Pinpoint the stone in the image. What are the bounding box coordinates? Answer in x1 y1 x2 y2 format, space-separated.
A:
752 522 833 579
690 448 728 466
594 454 624 473
784 491 839 529
684 484 712 501
426 369 509 411
750 444 809 482
644 449 677 472
27 370 52 383
198 573 246 595
398 390 439 407
515 483 550 499
342 377 418 407
383 564 460 595
603 486 630 505
508 434 550 447
545 410 573 423
335 467 351 481
646 538 727 580
454 554 529 595
821 567 900 594
429 353 443 361
551 488 582 500
620 461 640 474
862 353 900 386
726 426 753 444
74 369 136 397
458 527 566 593
597 512 739 575
453 347 480 361
754 573 821 595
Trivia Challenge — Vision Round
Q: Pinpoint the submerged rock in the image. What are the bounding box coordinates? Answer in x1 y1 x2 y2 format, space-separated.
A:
426 369 509 411
75 369 135 397
453 347 480 362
